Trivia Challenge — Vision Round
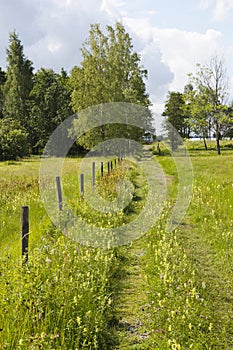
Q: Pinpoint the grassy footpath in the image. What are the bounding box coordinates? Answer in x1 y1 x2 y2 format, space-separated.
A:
114 143 233 349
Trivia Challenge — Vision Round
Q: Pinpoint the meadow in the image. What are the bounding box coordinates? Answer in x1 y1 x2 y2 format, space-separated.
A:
0 140 233 349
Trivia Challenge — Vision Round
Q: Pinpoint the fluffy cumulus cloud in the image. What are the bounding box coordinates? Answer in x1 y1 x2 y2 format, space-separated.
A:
102 0 230 109
0 0 109 71
100 0 126 19
120 16 174 111
123 16 224 110
153 28 223 91
214 0 233 20
199 0 233 20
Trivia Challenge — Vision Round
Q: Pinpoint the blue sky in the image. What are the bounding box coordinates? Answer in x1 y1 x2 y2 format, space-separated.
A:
0 0 232 113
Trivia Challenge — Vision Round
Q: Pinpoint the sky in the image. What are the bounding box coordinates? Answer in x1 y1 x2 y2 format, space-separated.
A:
0 0 233 114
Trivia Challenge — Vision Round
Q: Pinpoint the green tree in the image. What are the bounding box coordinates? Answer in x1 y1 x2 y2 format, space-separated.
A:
0 118 30 160
3 31 34 131
70 22 152 150
0 67 6 119
184 84 210 149
223 104 233 139
29 68 72 153
188 56 231 154
162 91 190 150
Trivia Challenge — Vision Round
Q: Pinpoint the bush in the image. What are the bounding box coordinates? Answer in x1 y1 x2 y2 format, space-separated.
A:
0 118 30 160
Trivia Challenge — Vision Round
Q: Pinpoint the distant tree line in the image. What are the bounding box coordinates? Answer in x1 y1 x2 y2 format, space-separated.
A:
163 56 233 154
0 23 152 161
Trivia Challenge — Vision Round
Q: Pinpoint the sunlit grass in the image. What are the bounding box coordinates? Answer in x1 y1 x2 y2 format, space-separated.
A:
0 144 233 349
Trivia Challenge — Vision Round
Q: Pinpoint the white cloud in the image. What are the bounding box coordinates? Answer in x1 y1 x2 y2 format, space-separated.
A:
48 41 62 53
0 0 109 71
199 0 214 9
153 28 223 91
100 0 126 19
199 0 233 20
125 15 224 99
213 0 233 20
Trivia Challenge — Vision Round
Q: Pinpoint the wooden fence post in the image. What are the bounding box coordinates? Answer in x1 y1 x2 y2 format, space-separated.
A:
56 176 62 211
111 160 113 171
21 206 29 263
80 174 84 198
92 162 95 186
101 162 104 177
108 162 111 175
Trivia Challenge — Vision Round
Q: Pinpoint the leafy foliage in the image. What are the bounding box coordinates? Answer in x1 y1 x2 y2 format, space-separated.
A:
162 91 190 150
3 31 33 130
0 118 30 160
29 68 72 153
70 22 152 150
187 56 232 154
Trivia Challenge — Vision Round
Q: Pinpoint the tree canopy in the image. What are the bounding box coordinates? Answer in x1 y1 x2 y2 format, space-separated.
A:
70 22 152 150
162 91 191 150
3 31 34 131
29 68 72 153
187 56 232 154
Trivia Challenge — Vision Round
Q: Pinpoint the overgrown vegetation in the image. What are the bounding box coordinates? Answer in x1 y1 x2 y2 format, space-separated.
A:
0 143 233 349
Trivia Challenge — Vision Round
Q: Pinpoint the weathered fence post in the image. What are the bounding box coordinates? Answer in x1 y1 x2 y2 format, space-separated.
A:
56 176 62 211
21 206 29 263
92 162 95 186
80 174 84 198
108 162 111 175
101 162 104 177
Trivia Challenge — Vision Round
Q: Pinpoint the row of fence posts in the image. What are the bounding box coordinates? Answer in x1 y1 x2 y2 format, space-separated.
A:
21 157 123 263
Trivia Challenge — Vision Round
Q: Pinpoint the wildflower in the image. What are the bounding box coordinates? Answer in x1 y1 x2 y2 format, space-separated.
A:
202 282 206 289
77 316 81 326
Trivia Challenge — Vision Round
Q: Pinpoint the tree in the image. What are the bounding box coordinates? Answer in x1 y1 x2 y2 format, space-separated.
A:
184 84 210 149
0 67 6 119
29 68 73 153
188 56 231 154
3 31 34 131
223 104 233 139
70 22 152 150
162 91 190 150
0 118 30 160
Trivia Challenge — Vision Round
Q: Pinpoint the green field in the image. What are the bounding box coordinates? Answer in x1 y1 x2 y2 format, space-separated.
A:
0 142 233 349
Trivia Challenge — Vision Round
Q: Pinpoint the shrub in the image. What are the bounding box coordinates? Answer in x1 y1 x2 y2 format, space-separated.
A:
0 118 30 160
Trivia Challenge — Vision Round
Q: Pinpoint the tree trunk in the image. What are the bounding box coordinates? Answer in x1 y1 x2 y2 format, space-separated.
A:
216 122 221 155
216 133 221 155
202 131 208 150
203 137 208 150
101 124 105 142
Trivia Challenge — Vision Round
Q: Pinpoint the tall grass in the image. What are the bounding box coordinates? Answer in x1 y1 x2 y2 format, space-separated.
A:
0 157 128 349
142 144 233 349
